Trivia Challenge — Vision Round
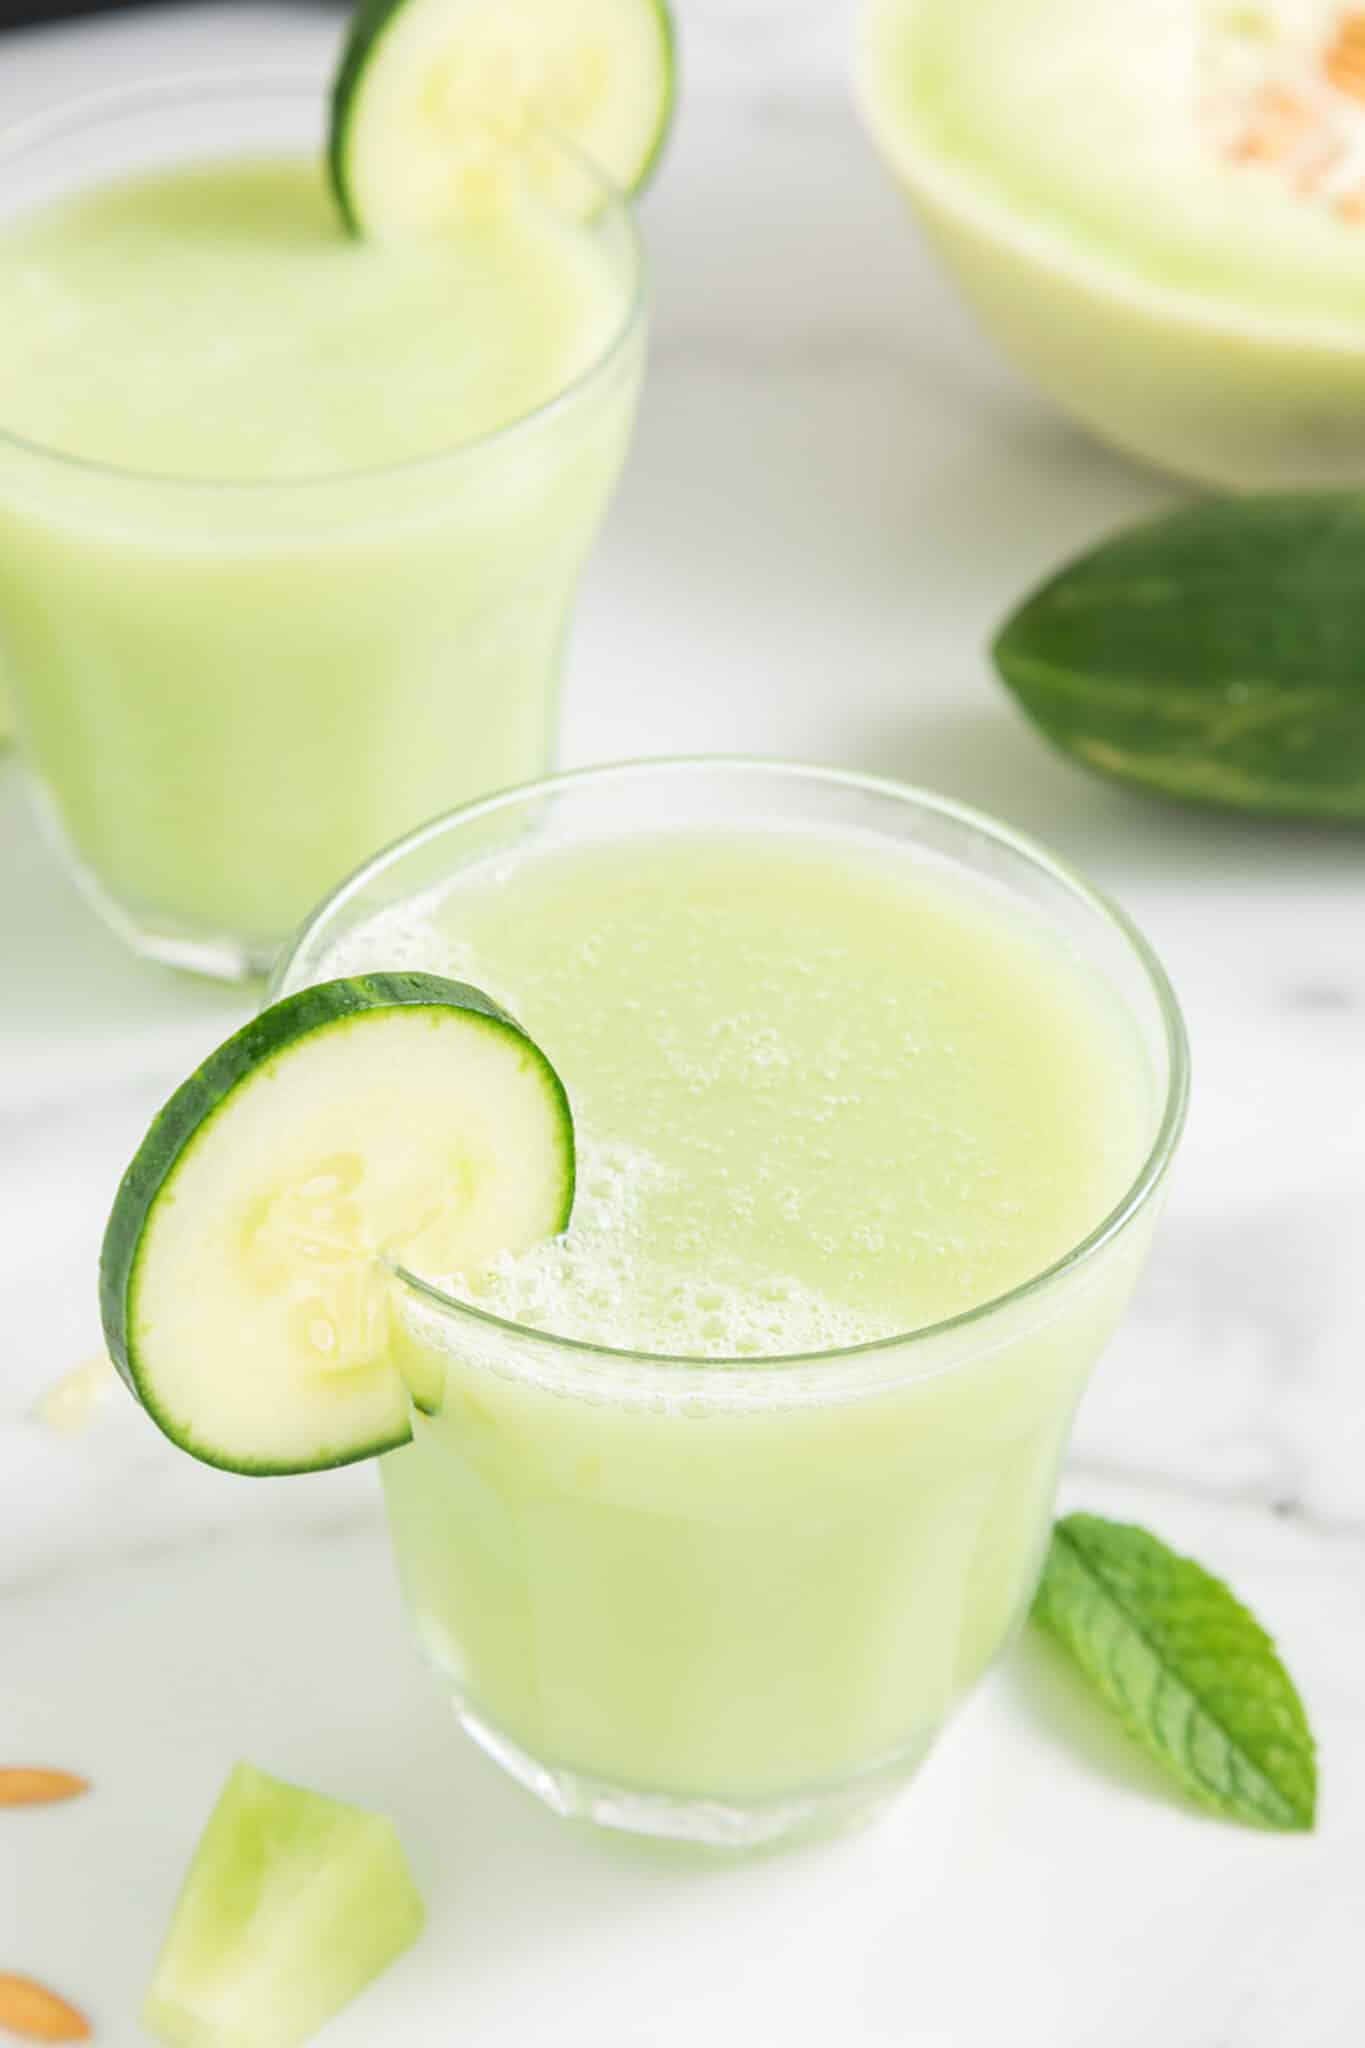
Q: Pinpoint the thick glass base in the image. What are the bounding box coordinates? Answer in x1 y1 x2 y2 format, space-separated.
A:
49 820 280 981
454 1700 934 1851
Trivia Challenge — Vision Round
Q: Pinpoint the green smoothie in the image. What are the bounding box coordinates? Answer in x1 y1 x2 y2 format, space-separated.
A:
304 811 1167 1830
0 149 639 962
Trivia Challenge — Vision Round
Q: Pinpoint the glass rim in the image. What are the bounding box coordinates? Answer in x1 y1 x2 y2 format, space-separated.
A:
0 68 647 496
274 755 1191 1377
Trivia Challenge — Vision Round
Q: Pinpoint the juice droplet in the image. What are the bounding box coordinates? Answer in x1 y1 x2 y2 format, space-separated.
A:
33 1355 116 1434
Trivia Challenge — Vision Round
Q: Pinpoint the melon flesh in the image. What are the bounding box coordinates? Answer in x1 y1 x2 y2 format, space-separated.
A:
859 0 1365 486
145 1763 425 2048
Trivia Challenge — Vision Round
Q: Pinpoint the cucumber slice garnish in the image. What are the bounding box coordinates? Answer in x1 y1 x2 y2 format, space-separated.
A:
145 1762 424 2048
99 974 573 1476
329 0 675 235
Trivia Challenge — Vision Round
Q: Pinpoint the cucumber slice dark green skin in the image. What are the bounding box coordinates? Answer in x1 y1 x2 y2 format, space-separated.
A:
328 0 676 237
993 494 1365 822
99 973 573 1476
329 0 412 236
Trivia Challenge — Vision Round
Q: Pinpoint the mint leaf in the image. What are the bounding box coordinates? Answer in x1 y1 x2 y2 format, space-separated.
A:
1032 1513 1316 1831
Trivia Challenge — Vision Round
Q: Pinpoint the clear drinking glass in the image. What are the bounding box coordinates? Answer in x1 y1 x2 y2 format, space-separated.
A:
275 761 1189 1850
0 76 645 978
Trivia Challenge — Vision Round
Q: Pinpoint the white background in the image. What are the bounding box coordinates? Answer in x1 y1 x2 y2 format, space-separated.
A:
1 5 1362 2044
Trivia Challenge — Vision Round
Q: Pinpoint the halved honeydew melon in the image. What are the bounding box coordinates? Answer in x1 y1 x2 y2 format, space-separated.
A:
857 0 1365 488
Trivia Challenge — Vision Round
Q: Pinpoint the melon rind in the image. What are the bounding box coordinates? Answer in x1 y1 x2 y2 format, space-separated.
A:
857 0 1365 489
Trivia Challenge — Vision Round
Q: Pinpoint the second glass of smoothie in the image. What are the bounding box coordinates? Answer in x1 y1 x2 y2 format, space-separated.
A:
0 75 644 976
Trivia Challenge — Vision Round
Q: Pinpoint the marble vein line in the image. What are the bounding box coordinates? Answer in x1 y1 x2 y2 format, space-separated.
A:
1067 1453 1365 1546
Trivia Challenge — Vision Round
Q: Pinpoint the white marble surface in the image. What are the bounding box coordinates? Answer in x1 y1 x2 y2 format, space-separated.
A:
2 5 1363 2043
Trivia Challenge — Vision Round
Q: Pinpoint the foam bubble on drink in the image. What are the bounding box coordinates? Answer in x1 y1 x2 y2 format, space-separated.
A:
445 1136 894 1360
313 905 472 983
313 900 445 978
313 888 898 1359
312 897 523 1016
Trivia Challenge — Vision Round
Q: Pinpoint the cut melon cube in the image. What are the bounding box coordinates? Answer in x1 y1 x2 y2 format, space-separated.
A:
145 1763 424 2048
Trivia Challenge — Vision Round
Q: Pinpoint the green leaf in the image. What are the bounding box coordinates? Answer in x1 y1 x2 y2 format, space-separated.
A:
1032 1513 1316 1831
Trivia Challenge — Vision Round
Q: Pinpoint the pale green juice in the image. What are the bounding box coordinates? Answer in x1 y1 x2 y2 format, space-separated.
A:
0 151 638 963
313 820 1161 1829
